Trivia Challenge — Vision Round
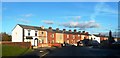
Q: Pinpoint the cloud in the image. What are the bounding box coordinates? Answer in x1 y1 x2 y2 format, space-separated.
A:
17 18 30 23
90 2 118 20
74 16 81 20
22 14 33 17
59 20 100 29
42 20 54 24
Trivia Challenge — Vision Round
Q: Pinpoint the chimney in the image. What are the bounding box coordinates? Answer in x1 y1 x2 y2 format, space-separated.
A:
69 30 72 32
49 27 52 30
74 29 77 32
56 28 59 31
82 31 85 34
63 29 66 32
41 26 44 29
85 32 88 34
78 31 81 33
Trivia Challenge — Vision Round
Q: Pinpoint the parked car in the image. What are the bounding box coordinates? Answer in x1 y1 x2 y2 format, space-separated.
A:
91 40 100 48
79 41 84 46
112 41 120 44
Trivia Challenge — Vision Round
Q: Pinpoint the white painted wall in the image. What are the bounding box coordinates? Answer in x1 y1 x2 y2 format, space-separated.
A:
24 29 39 36
24 29 39 46
89 35 100 43
12 25 23 42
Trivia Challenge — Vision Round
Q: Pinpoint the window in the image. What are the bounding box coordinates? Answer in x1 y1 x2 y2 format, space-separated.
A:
28 30 31 36
52 34 54 38
35 31 37 36
41 32 44 34
60 35 62 39
73 35 75 39
52 40 54 43
67 35 69 38
42 39 44 43
78 35 80 37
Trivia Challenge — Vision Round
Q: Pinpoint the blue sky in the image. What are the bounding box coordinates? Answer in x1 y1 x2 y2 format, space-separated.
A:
2 2 118 35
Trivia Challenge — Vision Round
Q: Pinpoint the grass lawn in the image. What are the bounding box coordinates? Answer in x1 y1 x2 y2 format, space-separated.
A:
2 45 33 56
0 44 2 57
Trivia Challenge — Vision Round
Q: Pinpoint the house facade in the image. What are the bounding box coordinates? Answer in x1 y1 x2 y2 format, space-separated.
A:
12 24 47 46
12 24 91 47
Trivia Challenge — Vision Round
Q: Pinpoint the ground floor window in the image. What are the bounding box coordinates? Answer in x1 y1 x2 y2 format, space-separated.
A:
67 40 69 43
38 40 42 43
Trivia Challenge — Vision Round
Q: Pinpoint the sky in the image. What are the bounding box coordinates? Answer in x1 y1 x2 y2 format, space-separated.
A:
2 2 118 36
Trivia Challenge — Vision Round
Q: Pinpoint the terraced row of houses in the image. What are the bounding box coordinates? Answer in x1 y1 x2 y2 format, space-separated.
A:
12 24 108 47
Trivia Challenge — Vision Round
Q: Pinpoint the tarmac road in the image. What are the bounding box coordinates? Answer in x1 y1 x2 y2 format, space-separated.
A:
17 46 120 58
43 46 120 58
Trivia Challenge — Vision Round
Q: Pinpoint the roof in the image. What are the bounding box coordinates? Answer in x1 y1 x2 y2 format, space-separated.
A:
16 24 90 35
18 24 46 31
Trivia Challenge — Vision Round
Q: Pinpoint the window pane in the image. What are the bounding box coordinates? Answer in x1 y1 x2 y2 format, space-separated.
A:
42 32 44 34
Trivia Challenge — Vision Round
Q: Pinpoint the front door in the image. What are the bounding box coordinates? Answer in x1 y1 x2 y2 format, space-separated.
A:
34 38 38 46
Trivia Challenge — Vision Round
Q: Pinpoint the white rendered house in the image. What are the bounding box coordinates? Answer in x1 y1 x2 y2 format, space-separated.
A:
89 34 100 43
12 24 47 46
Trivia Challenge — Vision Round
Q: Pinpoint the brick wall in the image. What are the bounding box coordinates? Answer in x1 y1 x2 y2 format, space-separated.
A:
38 43 61 47
2 41 31 48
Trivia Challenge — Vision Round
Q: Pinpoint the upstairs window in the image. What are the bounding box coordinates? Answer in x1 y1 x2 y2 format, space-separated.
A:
28 30 31 36
67 35 69 38
73 35 75 39
41 32 44 34
35 31 37 36
52 34 54 38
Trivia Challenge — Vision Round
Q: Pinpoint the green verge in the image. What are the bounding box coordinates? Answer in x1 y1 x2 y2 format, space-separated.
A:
0 44 2 57
2 45 32 56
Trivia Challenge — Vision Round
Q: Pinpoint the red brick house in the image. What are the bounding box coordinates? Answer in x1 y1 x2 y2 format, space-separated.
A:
12 24 90 47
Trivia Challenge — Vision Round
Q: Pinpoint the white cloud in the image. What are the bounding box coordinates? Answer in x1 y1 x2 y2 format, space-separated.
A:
74 16 81 20
63 16 81 20
42 20 54 24
90 2 118 20
59 20 100 29
22 14 33 17
17 18 30 23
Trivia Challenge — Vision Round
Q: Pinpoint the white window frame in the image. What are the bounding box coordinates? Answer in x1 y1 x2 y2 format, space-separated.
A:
67 35 69 38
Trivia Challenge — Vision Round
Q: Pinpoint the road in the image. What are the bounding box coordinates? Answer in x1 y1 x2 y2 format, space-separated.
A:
19 46 120 58
43 46 120 58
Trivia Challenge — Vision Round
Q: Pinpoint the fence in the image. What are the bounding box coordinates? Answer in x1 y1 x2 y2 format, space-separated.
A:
2 41 31 48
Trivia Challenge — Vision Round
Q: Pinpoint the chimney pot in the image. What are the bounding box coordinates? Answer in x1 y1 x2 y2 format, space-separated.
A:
63 29 66 32
49 27 52 29
69 30 72 32
74 29 77 32
56 28 59 31
41 26 44 29
82 31 85 34
78 31 81 33
85 32 88 34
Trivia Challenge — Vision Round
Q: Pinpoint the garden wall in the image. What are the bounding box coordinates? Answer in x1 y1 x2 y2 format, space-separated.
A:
38 43 62 47
2 41 31 48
